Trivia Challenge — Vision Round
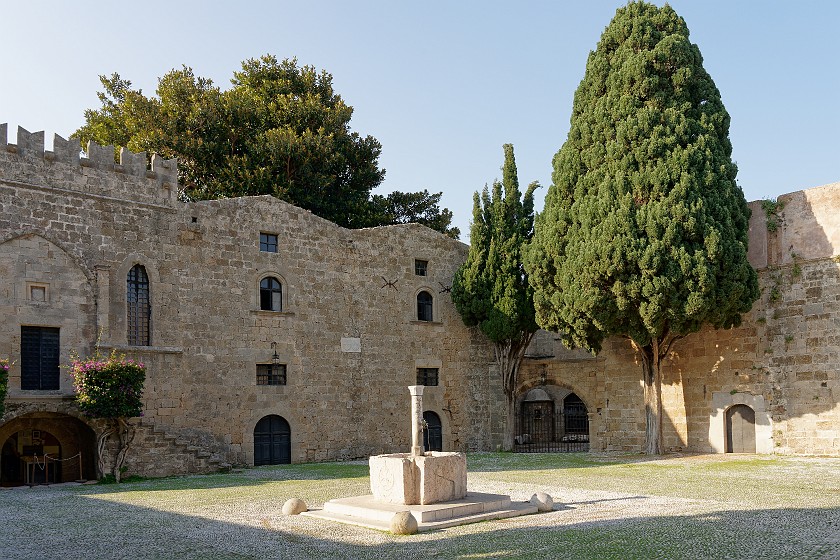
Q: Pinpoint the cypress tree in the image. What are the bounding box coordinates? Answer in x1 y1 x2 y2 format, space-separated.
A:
525 2 759 454
452 144 539 450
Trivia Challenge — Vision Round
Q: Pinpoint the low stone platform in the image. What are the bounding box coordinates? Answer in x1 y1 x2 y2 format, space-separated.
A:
302 492 538 532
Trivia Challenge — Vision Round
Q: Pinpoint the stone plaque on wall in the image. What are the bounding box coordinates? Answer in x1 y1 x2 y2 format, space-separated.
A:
341 337 361 353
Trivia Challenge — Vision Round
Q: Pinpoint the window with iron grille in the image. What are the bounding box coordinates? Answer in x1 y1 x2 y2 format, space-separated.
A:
563 393 589 434
417 291 433 321
21 326 60 390
260 277 283 311
127 264 150 346
417 367 439 386
260 233 278 253
257 364 287 385
415 259 428 276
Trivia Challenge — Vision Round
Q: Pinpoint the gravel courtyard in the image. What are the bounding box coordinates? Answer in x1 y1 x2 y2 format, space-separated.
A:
1 453 838 559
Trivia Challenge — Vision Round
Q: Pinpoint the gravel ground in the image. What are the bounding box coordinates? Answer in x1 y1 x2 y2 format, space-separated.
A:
1 453 838 559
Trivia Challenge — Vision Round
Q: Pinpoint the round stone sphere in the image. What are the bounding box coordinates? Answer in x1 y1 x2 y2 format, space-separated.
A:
390 511 419 535
282 498 307 515
530 492 554 512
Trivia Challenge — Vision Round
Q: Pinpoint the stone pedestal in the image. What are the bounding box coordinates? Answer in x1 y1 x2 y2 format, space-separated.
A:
369 452 467 505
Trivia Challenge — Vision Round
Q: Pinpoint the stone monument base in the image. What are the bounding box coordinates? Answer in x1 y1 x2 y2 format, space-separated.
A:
302 492 538 532
369 451 467 505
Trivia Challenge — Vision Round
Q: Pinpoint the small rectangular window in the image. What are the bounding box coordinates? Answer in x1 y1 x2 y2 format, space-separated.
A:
415 259 428 276
257 363 287 385
417 367 439 386
260 233 278 253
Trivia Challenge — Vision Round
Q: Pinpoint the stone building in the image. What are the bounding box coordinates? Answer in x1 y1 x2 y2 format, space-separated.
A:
0 124 838 484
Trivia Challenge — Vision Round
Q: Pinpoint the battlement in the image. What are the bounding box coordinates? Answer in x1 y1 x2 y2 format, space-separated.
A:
0 124 179 206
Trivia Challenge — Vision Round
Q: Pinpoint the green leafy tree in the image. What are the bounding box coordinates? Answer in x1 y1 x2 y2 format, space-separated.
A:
369 189 460 238
525 1 759 454
71 351 145 482
452 144 538 450
73 55 456 235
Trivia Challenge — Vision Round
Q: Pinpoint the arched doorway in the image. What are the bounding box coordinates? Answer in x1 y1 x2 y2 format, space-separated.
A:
0 413 96 486
515 387 590 453
254 415 291 465
423 411 443 452
726 404 756 453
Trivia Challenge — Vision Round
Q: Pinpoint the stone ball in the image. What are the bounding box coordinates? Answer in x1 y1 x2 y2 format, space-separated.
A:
282 498 307 515
390 511 419 535
530 492 554 512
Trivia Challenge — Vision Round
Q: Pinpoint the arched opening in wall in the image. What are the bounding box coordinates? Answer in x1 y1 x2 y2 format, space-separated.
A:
423 411 443 452
254 415 291 465
0 413 96 486
515 387 590 453
563 393 590 438
726 404 756 453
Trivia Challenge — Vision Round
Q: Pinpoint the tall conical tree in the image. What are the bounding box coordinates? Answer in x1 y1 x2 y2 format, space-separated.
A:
452 144 539 450
525 1 759 454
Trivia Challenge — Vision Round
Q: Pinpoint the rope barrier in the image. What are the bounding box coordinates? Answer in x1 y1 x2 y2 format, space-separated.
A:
29 452 82 469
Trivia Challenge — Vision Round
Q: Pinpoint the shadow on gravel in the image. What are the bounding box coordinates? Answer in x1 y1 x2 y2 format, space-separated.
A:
1 486 837 560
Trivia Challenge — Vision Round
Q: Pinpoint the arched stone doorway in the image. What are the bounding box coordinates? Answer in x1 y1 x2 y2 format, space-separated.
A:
254 415 291 465
726 404 756 453
423 411 443 452
0 412 97 486
515 386 590 452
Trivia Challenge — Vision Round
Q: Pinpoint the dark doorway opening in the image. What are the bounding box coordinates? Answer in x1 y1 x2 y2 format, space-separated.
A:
423 411 443 452
254 415 291 465
726 404 756 453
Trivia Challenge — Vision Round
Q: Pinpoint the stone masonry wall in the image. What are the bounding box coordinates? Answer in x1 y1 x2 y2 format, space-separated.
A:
0 126 499 477
519 184 840 456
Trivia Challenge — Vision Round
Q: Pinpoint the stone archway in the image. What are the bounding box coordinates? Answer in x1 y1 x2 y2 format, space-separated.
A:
0 412 97 485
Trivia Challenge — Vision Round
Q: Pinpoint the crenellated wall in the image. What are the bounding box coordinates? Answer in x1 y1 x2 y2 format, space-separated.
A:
2 121 838 477
0 125 500 478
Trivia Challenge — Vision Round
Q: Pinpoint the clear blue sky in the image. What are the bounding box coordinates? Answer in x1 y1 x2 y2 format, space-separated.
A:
2 1 838 239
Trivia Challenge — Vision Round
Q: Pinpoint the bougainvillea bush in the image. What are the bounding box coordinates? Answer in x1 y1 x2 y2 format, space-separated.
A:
70 351 145 481
70 352 145 419
0 358 10 418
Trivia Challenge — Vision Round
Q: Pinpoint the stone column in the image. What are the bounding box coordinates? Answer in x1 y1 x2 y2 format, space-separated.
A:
408 385 425 456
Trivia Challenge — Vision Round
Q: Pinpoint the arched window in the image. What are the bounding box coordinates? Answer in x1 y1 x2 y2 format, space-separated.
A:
127 264 150 346
260 277 283 311
563 393 589 435
417 291 433 322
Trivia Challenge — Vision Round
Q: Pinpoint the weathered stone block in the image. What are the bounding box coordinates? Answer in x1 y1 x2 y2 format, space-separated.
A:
369 452 467 505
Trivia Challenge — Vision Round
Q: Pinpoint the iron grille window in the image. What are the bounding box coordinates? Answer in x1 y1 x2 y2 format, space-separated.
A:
260 277 283 311
257 364 287 385
417 367 439 386
417 291 433 322
415 259 428 276
563 393 589 434
260 233 278 253
127 264 150 346
20 326 60 390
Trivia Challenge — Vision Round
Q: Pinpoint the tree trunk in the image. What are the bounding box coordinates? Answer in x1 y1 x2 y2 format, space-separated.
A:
113 417 136 483
96 423 115 480
495 331 535 451
642 339 663 455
